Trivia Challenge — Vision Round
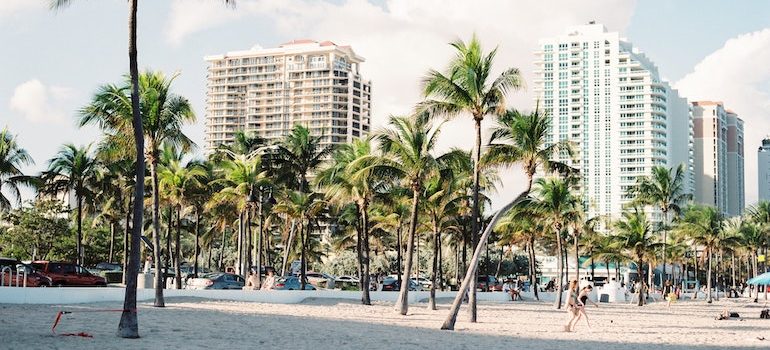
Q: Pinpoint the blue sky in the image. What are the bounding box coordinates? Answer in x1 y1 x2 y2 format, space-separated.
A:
2 0 770 207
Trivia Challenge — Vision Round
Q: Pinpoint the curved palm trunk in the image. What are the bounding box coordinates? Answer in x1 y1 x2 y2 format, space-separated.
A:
150 160 165 305
174 206 182 289
441 191 528 330
219 226 227 271
430 227 440 310
468 118 482 323
529 239 539 300
397 188 420 315
361 202 371 305
118 0 142 336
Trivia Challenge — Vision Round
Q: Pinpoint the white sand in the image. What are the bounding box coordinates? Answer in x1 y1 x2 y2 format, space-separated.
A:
1 296 769 349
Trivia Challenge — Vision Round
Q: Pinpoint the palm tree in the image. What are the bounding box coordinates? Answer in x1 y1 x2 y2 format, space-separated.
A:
0 128 35 211
612 208 659 306
43 144 99 265
79 71 196 307
49 0 234 338
631 164 690 285
495 204 544 301
272 125 334 193
483 108 573 192
158 158 206 288
531 177 578 309
366 115 445 315
420 35 523 322
273 190 327 289
675 205 725 303
317 137 388 305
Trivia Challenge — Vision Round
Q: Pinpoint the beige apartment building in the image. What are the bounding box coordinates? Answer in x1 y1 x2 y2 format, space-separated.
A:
691 101 744 216
204 39 371 151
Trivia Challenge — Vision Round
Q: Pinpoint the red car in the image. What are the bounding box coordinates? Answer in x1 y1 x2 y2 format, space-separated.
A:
476 275 499 292
0 257 52 287
31 261 107 287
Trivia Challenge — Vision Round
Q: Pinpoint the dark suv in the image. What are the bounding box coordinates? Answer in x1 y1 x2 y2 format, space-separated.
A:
0 257 52 287
31 261 107 287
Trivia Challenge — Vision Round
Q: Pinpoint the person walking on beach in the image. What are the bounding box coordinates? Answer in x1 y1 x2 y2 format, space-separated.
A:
564 280 581 332
574 285 598 329
663 280 675 309
261 269 276 290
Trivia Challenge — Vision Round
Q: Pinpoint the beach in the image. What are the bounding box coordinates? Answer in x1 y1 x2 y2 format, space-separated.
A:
1 296 769 349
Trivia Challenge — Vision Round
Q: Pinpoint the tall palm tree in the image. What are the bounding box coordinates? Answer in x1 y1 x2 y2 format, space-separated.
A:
43 144 99 265
531 177 578 309
612 208 660 306
272 125 334 193
273 190 327 289
50 0 234 338
365 115 445 315
420 35 523 322
317 137 388 305
631 164 690 285
483 108 573 192
675 205 725 303
79 71 196 307
158 158 206 288
495 204 545 300
0 128 35 211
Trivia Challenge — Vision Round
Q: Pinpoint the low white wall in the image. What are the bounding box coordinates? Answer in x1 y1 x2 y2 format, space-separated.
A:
0 287 516 305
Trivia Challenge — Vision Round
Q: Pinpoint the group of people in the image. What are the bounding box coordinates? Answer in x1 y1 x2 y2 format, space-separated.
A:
564 280 599 332
246 268 276 290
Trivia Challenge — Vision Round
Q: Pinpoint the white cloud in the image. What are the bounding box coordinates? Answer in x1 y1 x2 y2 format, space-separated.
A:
9 79 75 124
676 28 770 206
167 0 637 208
0 0 45 18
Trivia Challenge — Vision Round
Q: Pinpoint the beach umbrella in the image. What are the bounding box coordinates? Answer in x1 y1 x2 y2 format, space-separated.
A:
747 272 770 285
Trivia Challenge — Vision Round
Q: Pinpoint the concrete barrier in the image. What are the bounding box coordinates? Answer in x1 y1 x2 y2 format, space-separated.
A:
0 287 521 305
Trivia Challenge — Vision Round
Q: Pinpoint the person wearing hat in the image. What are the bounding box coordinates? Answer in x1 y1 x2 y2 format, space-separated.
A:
502 278 520 301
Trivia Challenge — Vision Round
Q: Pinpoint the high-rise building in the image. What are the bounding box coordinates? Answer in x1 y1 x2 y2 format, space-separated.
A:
204 40 371 152
533 23 693 223
726 111 745 216
759 138 770 202
691 101 744 216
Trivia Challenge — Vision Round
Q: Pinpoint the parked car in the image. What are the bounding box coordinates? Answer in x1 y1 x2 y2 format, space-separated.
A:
305 271 334 289
0 257 52 287
381 277 422 291
30 261 107 287
476 275 498 292
412 276 432 290
93 262 122 272
335 275 359 283
185 273 245 290
274 276 316 290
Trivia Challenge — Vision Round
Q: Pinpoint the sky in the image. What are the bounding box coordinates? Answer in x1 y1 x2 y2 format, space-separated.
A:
2 0 770 210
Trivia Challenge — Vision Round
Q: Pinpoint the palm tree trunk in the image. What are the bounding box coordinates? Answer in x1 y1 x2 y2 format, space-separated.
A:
219 226 227 271
281 220 295 276
194 207 200 277
361 202 371 305
246 207 252 276
237 211 243 275
468 118 482 323
637 259 645 306
430 228 440 310
256 201 263 289
529 240 539 300
355 215 363 289
300 222 307 290
165 205 172 282
573 233 579 283
118 0 142 336
590 256 596 285
77 196 83 265
109 222 116 264
707 249 713 303
397 188 420 315
150 160 165 305
122 197 132 285
174 206 182 289
396 223 402 289
555 229 564 309
441 191 528 330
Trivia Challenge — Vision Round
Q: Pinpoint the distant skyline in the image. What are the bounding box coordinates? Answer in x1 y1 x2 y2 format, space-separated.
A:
2 0 770 208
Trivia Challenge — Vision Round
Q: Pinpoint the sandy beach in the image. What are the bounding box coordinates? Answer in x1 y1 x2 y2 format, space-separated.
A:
2 296 770 349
